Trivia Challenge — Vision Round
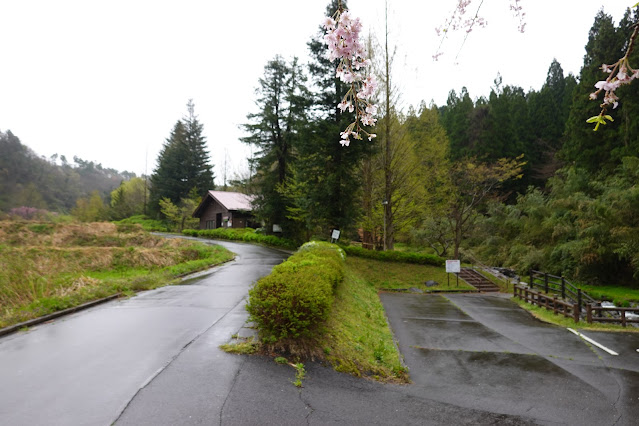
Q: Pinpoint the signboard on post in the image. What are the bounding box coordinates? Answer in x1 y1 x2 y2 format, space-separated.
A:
446 260 461 273
331 229 340 243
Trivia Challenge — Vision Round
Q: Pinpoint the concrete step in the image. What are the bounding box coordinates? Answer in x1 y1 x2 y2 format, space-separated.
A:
458 268 501 292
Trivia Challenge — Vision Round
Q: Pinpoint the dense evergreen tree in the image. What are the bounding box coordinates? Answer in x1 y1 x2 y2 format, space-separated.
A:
241 56 310 236
294 0 375 237
149 100 215 214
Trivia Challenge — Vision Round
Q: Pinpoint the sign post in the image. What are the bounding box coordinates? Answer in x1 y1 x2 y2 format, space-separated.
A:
446 260 461 287
331 229 341 244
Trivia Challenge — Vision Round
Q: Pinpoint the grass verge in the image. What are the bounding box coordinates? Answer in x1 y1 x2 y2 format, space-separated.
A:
317 262 408 382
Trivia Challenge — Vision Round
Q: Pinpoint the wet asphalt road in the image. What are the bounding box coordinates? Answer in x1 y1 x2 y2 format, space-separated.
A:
0 239 288 426
2 238 638 425
380 293 639 426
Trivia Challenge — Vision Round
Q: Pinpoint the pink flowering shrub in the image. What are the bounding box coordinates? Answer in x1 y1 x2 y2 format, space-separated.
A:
322 7 377 146
8 206 52 220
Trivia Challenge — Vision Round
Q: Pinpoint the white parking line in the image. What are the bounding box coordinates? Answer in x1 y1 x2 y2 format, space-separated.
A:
567 328 619 356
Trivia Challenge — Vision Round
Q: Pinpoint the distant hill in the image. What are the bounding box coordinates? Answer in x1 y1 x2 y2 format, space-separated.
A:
0 129 137 212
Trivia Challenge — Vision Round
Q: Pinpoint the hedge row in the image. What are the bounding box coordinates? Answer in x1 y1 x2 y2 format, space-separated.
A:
342 245 444 266
182 228 297 250
246 241 345 342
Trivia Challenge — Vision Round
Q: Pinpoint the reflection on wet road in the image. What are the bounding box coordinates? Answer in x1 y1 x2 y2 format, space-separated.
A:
381 293 639 426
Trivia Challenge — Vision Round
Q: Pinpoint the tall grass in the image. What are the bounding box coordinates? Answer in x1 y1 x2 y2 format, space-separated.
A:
0 220 233 328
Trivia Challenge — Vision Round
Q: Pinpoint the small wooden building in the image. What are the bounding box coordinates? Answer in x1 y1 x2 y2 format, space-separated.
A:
192 191 257 230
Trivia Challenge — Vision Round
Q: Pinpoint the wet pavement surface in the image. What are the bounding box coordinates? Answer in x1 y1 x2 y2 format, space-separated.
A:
381 293 639 425
2 241 638 425
0 239 287 426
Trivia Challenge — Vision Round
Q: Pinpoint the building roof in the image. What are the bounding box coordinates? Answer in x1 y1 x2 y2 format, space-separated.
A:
193 190 255 217
208 190 254 211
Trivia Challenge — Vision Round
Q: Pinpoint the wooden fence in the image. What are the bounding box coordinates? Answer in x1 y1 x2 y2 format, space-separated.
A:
514 283 639 327
585 305 639 327
514 285 580 322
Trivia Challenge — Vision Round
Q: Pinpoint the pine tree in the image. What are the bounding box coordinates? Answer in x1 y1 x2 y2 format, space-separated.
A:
183 100 215 197
241 56 310 235
150 101 215 214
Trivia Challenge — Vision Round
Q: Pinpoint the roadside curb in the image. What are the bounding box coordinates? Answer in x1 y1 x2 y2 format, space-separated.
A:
0 294 122 338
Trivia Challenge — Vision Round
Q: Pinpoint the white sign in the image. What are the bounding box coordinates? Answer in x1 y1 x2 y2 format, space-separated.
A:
446 260 461 273
331 229 341 240
272 224 282 233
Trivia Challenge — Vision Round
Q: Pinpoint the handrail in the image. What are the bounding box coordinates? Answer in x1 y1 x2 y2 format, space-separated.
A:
528 270 599 319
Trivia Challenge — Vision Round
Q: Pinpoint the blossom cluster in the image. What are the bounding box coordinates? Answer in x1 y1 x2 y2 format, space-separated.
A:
323 9 377 146
587 23 639 130
590 62 639 109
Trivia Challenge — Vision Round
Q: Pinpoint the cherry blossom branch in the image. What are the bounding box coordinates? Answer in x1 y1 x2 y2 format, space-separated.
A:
510 0 526 33
587 22 639 130
433 0 487 61
323 6 378 146
433 0 526 61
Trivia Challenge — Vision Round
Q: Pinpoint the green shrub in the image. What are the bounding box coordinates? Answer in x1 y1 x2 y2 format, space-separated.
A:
246 242 345 342
182 227 297 250
341 245 444 266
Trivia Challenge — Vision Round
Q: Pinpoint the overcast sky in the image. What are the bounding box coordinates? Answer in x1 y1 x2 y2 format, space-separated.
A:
0 1 629 179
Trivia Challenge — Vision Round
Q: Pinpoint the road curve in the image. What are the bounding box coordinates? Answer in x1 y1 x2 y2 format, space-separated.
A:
0 238 288 426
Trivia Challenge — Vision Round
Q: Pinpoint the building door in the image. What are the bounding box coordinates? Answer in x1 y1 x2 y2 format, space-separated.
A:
216 213 222 228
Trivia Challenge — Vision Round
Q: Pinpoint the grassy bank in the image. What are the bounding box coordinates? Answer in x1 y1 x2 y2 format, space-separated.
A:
346 257 474 292
0 221 234 328
577 284 639 307
318 261 408 381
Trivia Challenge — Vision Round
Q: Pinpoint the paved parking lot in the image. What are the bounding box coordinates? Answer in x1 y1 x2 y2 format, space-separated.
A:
381 293 639 426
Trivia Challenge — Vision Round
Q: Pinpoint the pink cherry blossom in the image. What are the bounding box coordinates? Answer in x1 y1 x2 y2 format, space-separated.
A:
323 6 377 145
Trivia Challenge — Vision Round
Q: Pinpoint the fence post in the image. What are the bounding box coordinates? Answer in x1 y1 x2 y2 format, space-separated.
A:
587 304 592 324
561 277 566 300
577 289 582 317
553 296 558 315
529 270 533 289
544 273 549 294
622 310 627 328
573 302 579 323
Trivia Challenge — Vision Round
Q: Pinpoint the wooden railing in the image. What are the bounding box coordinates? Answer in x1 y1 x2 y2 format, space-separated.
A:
585 305 639 327
514 285 580 322
528 270 597 308
515 283 639 327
